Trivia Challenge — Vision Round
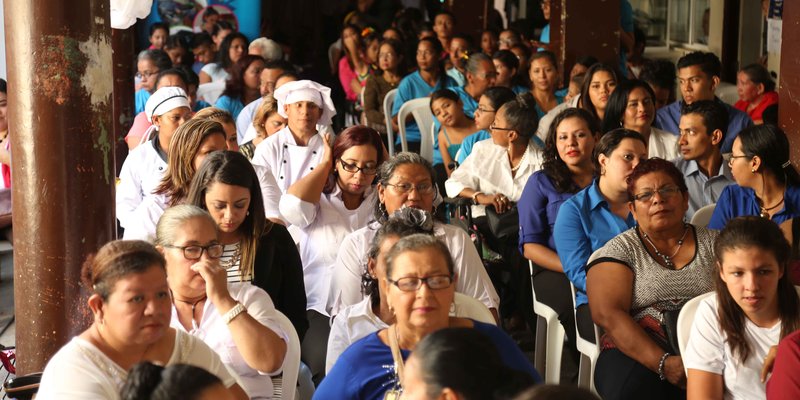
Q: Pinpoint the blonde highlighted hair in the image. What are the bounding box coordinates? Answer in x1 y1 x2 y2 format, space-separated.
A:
252 94 280 139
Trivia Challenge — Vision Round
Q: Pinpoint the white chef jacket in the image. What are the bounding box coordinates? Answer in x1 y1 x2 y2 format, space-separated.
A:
116 139 167 229
250 126 327 195
445 139 544 217
330 221 500 316
279 185 376 316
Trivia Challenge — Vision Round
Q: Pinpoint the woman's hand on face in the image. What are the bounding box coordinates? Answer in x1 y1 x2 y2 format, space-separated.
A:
664 356 687 389
191 259 232 306
761 345 779 382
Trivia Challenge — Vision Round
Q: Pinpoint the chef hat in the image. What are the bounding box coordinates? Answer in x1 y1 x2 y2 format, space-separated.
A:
274 80 337 126
145 86 191 123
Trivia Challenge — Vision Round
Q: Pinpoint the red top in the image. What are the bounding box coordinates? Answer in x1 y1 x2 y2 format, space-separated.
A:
734 91 779 123
767 329 800 400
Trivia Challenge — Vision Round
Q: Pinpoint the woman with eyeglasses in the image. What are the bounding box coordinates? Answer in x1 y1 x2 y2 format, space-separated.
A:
332 152 499 322
135 49 173 114
157 204 289 399
587 158 718 400
708 124 800 230
455 86 516 165
278 125 387 384
315 234 539 399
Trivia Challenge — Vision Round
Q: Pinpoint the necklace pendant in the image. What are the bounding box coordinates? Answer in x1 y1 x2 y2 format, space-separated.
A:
760 210 770 219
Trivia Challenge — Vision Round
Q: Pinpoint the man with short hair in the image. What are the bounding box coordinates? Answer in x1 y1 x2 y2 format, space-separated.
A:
672 100 735 219
446 34 471 86
235 59 296 144
654 51 752 153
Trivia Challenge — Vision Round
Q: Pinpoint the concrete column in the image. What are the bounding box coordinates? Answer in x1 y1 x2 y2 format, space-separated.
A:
3 0 115 373
778 0 799 163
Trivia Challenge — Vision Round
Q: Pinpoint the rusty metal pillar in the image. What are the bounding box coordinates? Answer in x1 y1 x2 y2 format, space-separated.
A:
550 0 621 84
112 27 136 175
4 0 115 373
779 1 800 165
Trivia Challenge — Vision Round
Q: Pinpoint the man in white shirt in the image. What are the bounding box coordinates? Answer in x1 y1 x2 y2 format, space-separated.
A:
673 99 734 220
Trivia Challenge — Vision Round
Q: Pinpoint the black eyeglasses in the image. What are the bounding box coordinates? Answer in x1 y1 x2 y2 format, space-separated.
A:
387 275 454 292
383 182 436 195
163 244 224 260
728 154 751 166
490 123 514 131
475 106 496 114
632 186 682 202
339 159 378 175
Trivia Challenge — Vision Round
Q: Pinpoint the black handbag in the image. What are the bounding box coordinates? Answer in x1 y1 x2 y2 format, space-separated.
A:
661 308 682 355
484 204 519 241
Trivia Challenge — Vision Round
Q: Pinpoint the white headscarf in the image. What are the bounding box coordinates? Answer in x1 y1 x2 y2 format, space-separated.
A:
145 86 190 123
274 80 337 126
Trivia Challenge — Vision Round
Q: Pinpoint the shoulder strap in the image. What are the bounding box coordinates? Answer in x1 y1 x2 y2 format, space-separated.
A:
388 325 405 383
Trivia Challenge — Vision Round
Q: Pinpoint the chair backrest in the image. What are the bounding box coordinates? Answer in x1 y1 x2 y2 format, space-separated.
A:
398 97 435 158
452 292 496 325
271 310 301 400
677 291 714 373
196 81 226 105
691 203 716 227
383 89 398 156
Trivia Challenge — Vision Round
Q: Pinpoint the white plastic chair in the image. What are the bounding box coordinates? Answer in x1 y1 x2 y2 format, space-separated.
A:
452 292 496 325
270 310 314 400
383 89 398 156
715 82 738 106
677 291 714 374
571 282 601 393
690 203 716 227
397 97 435 159
196 81 226 105
529 260 565 384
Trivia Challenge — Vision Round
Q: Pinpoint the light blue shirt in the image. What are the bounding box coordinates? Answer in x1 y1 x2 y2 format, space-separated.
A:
672 157 734 220
654 99 753 153
135 89 150 115
391 71 457 146
215 95 245 120
553 180 636 306
456 130 491 165
446 68 466 87
236 97 263 145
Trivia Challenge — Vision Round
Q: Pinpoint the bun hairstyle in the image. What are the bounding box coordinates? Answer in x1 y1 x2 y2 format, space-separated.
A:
81 240 166 301
410 328 535 400
500 92 540 141
120 362 223 400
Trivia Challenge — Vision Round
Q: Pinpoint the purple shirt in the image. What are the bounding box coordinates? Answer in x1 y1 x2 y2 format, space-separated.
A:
518 171 577 253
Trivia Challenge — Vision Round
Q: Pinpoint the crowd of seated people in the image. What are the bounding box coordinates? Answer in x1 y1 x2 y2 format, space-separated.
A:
29 3 800 400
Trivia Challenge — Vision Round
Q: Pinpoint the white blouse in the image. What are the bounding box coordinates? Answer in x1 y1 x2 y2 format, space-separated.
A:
116 139 167 230
326 295 388 373
279 185 376 315
649 127 679 160
445 139 544 216
37 329 236 400
170 283 289 400
330 221 500 316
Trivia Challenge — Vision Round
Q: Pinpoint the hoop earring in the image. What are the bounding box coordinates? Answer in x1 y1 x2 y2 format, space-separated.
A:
379 202 388 218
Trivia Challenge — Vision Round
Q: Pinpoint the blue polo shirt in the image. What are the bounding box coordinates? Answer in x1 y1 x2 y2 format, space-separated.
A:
215 95 245 120
707 184 800 230
135 89 150 115
456 130 491 164
519 171 579 253
654 99 752 153
673 157 735 220
392 71 457 146
553 180 636 306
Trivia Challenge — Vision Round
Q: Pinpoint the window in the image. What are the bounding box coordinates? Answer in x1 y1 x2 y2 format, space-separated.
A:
631 0 710 48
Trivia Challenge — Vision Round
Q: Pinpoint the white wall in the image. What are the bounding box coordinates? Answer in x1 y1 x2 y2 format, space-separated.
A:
0 0 6 80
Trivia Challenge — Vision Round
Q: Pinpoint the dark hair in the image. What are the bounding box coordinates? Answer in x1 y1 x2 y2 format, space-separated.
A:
676 51 721 79
264 59 296 74
579 63 618 121
418 37 446 74
0 78 8 95
740 63 776 93
186 151 267 279
325 125 386 193
411 328 535 400
276 70 300 83
374 152 437 223
434 10 456 24
640 59 677 103
179 65 200 87
626 158 688 202
500 28 522 47
481 86 516 111
737 124 800 186
429 88 462 112
385 233 453 280
149 22 169 37
543 108 600 193
529 50 557 70
221 54 264 100
121 362 223 400
575 55 599 69
217 32 249 70
341 24 363 70
211 21 235 38
500 92 540 140
378 39 406 76
680 100 728 143
713 216 800 363
81 240 166 301
202 6 219 20
514 384 600 400
493 49 520 71
762 104 779 126
361 209 433 306
155 68 189 89
601 79 656 133
191 32 214 50
592 128 646 172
